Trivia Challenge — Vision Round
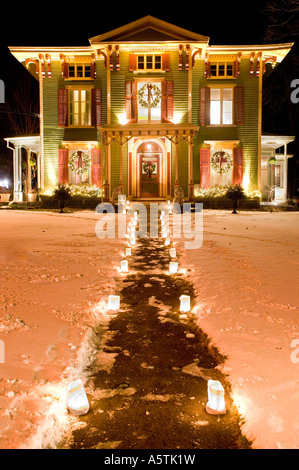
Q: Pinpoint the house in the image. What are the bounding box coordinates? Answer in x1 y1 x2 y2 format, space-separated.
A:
6 16 294 203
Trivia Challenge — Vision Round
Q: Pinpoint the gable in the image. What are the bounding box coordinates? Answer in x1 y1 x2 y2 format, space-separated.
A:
89 15 209 44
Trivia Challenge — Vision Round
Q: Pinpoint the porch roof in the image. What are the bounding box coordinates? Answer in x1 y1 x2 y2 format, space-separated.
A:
100 123 199 141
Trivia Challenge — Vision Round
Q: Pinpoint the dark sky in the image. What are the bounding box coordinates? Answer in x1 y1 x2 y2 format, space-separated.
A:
0 1 270 47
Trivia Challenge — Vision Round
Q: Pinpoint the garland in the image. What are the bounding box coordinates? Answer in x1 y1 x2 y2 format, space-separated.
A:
138 83 161 109
211 151 233 174
69 151 91 175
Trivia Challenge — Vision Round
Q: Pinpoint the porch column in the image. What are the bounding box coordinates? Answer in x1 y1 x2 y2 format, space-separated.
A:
37 152 41 193
14 145 23 202
283 143 288 202
103 136 110 201
174 137 180 188
119 137 124 194
188 137 194 201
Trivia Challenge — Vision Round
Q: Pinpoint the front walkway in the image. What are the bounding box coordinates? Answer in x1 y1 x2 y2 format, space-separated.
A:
62 219 251 449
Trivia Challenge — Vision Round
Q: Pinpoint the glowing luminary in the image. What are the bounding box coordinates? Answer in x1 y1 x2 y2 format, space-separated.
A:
164 237 171 246
169 262 178 274
206 380 226 415
130 235 136 246
108 295 120 311
169 248 176 258
162 228 169 238
126 200 130 206
120 260 128 273
179 295 190 312
160 211 165 220
67 379 89 416
125 248 131 256
134 211 138 220
167 200 171 205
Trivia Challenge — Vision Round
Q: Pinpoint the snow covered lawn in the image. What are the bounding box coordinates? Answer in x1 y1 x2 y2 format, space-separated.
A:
180 210 299 449
0 210 123 449
0 208 298 449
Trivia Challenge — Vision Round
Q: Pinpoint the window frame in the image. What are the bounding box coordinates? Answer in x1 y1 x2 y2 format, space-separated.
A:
67 85 93 128
136 79 163 123
67 62 92 80
209 61 235 78
136 54 163 72
208 85 235 126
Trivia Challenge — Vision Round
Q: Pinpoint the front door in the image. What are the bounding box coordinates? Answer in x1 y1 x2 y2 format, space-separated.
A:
140 154 159 198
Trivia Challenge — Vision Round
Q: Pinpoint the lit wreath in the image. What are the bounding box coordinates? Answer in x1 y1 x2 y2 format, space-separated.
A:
138 83 161 109
69 151 91 175
211 151 233 174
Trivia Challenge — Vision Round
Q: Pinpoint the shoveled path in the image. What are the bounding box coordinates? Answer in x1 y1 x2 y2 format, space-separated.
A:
62 218 251 449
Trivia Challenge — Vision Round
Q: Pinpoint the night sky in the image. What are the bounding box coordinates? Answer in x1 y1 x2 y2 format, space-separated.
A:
0 1 298 191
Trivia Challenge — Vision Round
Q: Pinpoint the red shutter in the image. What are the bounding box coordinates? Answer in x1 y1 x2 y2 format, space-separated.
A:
129 54 137 71
58 89 68 127
92 88 102 127
58 149 69 184
162 53 170 71
161 80 174 122
200 148 210 189
91 148 102 188
234 86 244 125
199 87 210 126
233 147 243 186
125 81 137 122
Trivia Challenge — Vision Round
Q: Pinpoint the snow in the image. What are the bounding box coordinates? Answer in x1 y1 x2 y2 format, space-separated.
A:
0 208 298 449
179 210 299 449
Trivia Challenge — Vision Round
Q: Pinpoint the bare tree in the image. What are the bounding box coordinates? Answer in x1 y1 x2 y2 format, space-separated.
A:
262 0 299 42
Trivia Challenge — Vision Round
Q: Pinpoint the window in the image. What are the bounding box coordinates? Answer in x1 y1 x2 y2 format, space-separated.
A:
137 55 162 71
68 63 91 79
210 88 233 125
137 82 162 123
275 164 283 187
68 89 92 126
210 62 234 78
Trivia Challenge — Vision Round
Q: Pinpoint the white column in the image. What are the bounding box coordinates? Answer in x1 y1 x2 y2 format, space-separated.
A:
283 144 288 202
14 145 23 202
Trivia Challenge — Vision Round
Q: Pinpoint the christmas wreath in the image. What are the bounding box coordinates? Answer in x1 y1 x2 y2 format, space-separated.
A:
211 151 233 174
142 161 156 177
138 83 161 109
69 151 91 175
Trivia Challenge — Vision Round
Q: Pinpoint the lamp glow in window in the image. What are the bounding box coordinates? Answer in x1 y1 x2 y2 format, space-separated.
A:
125 248 131 256
67 379 89 416
108 295 120 311
169 262 178 274
170 248 176 258
120 260 128 273
206 380 226 415
179 295 190 312
164 237 171 246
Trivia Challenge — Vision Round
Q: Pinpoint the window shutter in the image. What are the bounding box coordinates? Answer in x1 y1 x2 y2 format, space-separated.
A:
125 81 137 122
162 53 170 71
233 147 243 186
92 88 102 127
129 54 137 71
58 148 69 184
91 148 102 188
200 148 210 189
234 86 244 125
199 87 210 126
161 80 174 122
90 60 96 79
58 88 68 127
63 61 69 79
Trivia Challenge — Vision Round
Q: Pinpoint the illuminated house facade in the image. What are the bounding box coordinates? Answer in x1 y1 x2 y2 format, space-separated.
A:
7 16 294 202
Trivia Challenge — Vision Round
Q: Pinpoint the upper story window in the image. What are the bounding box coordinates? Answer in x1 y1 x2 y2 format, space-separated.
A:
210 62 234 78
68 63 91 79
210 87 233 125
137 54 162 71
129 53 170 72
